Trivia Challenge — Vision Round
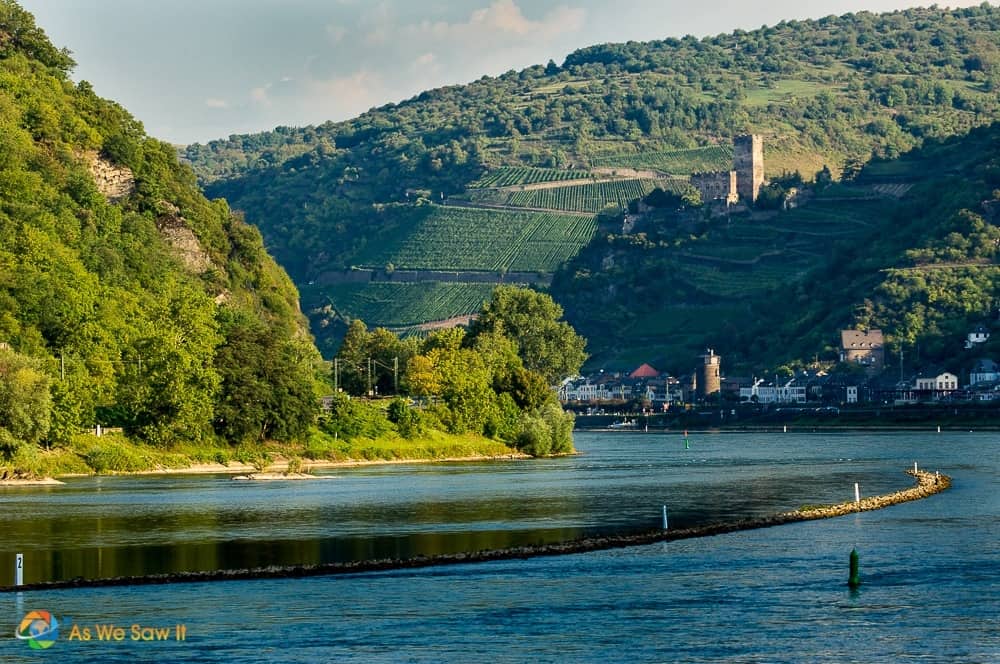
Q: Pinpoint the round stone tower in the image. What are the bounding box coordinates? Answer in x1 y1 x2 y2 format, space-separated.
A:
698 349 722 398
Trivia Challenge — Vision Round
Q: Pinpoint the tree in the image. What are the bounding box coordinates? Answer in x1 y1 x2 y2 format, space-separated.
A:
335 319 371 395
468 286 587 384
0 348 51 446
213 318 318 444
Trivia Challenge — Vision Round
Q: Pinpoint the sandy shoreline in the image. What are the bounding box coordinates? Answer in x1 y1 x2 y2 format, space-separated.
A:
0 477 65 486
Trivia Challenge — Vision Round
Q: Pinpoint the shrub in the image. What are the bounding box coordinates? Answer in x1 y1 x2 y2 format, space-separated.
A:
83 437 154 473
513 403 575 456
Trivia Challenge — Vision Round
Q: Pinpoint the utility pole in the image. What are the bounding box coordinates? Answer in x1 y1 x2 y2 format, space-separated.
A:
60 353 65 381
393 356 399 394
333 358 339 393
367 357 373 397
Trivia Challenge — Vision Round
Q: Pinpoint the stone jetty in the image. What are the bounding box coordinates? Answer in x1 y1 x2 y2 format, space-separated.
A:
1 469 950 593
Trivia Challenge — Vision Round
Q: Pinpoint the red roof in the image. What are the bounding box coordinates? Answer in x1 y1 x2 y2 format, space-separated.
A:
629 363 660 378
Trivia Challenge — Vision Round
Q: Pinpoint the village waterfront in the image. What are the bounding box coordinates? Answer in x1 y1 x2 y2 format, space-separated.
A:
1 430 997 661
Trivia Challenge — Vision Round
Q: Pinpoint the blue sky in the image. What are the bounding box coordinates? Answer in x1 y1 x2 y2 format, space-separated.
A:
20 1 985 144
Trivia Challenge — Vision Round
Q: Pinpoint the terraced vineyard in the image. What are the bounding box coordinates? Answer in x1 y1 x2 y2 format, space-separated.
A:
590 145 734 175
466 178 693 212
507 178 688 212
355 205 597 272
671 260 802 297
469 167 589 188
760 200 887 236
300 282 498 328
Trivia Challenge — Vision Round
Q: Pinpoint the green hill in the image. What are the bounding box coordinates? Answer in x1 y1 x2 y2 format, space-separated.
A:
0 0 320 462
551 125 1000 374
183 4 1000 364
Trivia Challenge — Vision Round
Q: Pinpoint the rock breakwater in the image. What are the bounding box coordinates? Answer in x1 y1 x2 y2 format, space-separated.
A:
1 469 950 593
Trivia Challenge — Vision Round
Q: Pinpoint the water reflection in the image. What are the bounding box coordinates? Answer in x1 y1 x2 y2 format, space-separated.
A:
0 432 914 585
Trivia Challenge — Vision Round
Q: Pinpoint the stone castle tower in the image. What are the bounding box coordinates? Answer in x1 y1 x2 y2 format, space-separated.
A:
698 349 722 398
733 134 764 203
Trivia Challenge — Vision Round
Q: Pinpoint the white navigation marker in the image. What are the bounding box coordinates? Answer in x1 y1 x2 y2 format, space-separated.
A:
15 553 23 586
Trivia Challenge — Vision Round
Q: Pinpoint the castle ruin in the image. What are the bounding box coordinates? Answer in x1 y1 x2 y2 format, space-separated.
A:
690 170 738 205
690 134 764 205
734 134 765 203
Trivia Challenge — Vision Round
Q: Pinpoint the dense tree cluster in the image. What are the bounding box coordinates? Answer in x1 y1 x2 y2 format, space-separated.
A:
330 287 583 456
0 3 321 463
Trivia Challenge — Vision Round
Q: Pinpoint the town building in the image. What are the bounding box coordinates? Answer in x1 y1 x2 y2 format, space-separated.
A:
739 378 807 404
965 325 991 349
968 359 998 386
912 370 959 400
839 329 885 370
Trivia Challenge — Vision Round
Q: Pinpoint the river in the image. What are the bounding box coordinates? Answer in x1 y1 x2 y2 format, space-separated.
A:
1 431 997 661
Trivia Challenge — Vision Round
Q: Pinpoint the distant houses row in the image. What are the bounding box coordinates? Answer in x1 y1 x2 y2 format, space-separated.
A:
560 325 998 407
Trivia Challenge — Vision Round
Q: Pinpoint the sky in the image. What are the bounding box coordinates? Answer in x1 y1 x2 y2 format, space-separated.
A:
19 1 987 145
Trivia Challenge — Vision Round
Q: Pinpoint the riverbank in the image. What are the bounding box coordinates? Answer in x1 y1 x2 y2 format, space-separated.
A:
0 452 531 486
0 468 950 592
138 453 531 478
0 429 529 486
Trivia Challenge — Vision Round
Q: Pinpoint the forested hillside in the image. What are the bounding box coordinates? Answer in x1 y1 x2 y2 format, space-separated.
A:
183 4 1000 367
0 1 320 467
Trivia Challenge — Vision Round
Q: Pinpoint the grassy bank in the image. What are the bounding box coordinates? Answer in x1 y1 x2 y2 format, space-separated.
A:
0 429 521 479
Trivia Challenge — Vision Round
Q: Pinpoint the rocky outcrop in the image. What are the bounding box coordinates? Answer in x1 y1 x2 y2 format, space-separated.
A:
155 201 213 274
84 151 134 203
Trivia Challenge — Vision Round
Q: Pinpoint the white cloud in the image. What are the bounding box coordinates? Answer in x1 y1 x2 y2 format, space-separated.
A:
250 85 272 105
326 24 347 43
204 98 229 109
302 69 384 117
406 0 587 45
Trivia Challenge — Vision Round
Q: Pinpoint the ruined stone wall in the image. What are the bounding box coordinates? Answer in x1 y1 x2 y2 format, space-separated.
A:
734 134 764 203
691 170 737 204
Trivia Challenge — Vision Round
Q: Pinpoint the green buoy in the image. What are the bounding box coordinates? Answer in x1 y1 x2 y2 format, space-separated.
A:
848 548 861 588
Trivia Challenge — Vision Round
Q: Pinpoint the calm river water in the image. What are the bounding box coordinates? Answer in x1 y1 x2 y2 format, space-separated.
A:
1 431 997 662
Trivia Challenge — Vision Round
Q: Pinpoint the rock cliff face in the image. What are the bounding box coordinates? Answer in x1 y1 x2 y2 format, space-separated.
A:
155 201 213 274
85 151 135 202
